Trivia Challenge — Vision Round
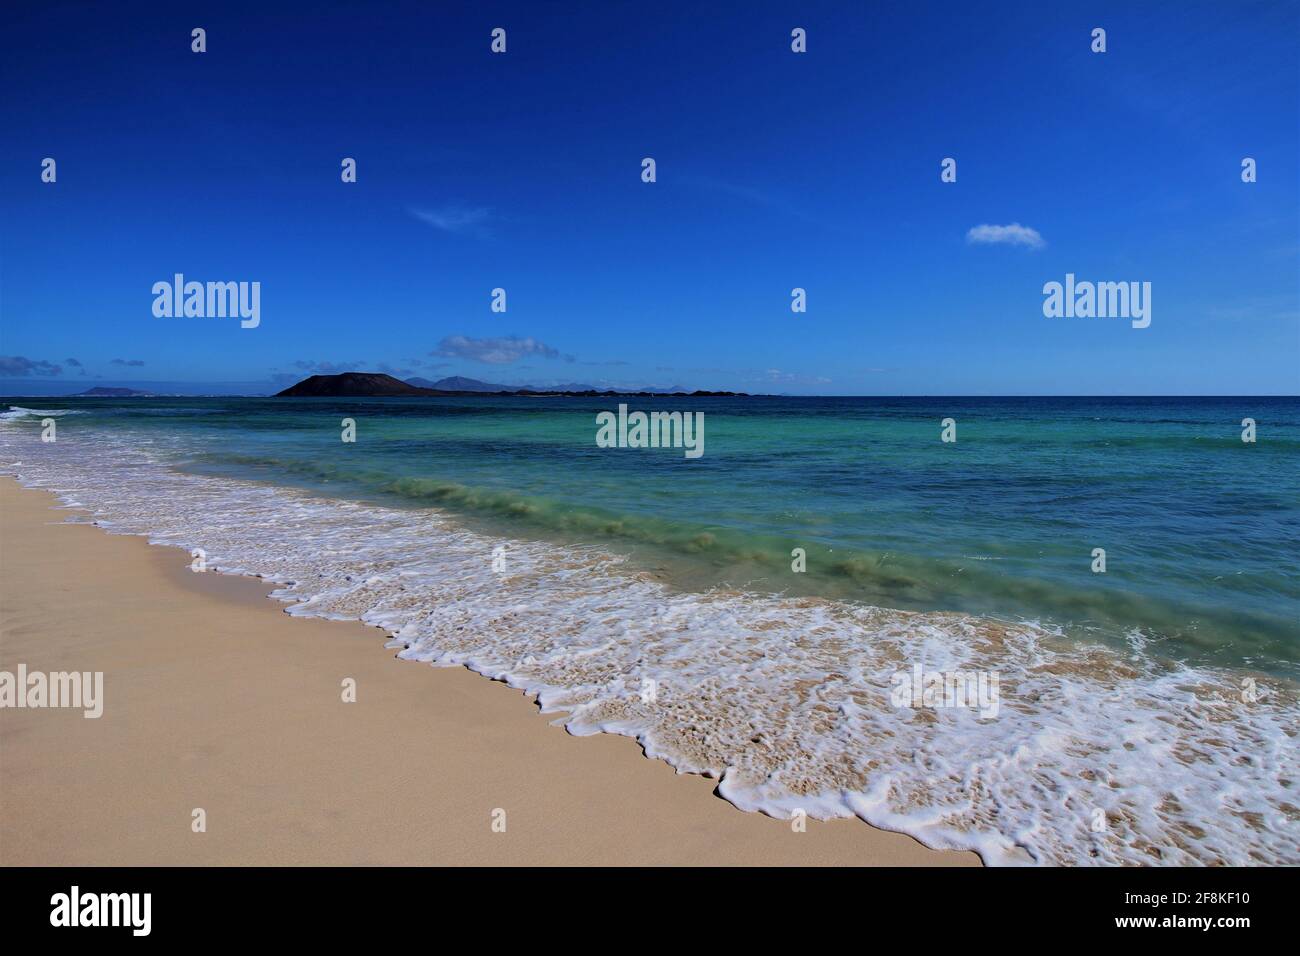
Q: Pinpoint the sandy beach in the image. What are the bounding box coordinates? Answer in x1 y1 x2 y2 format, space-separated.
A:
0 478 976 866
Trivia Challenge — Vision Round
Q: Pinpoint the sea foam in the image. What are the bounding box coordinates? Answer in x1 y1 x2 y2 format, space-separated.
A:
0 406 85 422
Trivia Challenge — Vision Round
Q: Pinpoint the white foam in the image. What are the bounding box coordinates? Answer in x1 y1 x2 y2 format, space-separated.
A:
0 406 85 422
3 428 1296 866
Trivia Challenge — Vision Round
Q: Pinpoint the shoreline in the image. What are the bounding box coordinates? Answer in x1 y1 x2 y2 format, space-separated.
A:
0 477 977 866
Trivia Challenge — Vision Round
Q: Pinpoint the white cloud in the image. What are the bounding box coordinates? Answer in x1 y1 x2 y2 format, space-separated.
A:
433 335 570 365
965 223 1045 249
409 206 493 236
763 368 831 385
291 359 366 374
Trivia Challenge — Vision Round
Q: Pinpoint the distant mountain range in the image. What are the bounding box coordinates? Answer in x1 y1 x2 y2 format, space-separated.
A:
273 372 744 398
404 375 503 391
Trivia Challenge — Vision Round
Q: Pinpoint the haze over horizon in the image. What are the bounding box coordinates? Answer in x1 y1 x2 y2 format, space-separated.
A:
2 1 1297 396
2 374 1299 399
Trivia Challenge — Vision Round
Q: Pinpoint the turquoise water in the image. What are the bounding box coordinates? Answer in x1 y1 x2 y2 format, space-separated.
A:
7 395 1298 675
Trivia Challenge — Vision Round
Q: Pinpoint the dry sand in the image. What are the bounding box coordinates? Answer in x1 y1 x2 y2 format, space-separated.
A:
0 477 977 866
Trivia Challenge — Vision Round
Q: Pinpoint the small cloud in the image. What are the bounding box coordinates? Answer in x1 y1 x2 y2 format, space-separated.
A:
66 357 87 376
763 368 831 385
680 174 828 229
271 359 367 383
111 358 146 367
290 359 366 373
966 223 1045 249
0 355 62 377
409 206 494 237
432 335 570 365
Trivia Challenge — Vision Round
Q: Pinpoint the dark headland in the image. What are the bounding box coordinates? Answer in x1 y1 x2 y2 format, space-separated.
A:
76 386 155 397
274 372 746 398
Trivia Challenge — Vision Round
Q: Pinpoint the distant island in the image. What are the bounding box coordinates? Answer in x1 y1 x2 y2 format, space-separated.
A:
274 373 746 398
404 375 695 394
75 386 155 397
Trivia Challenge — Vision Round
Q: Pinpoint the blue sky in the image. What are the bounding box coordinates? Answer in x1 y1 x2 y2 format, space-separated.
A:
1 0 1297 395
